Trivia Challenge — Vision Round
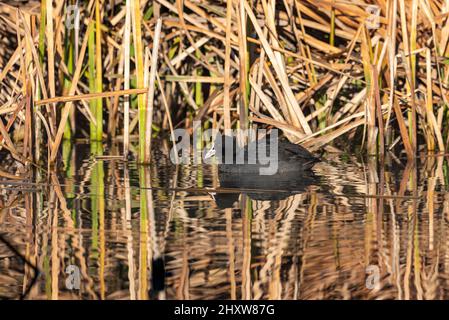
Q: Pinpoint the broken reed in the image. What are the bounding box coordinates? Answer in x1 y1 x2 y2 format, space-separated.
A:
2 0 449 168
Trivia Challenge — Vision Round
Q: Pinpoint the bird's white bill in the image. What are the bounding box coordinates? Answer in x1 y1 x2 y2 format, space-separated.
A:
208 192 216 201
204 145 216 160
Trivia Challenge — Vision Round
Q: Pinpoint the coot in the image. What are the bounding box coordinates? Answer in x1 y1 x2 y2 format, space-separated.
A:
204 134 319 174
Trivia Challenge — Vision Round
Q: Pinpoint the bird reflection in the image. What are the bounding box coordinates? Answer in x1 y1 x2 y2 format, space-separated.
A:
148 257 166 300
211 170 319 209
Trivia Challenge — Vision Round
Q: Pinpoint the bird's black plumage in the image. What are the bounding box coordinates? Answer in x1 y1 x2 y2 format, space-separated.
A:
207 134 319 174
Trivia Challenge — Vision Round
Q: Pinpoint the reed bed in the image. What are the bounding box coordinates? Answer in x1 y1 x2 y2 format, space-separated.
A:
1 0 449 169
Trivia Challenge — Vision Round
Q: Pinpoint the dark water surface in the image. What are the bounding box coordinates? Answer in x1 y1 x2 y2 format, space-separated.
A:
1 143 449 299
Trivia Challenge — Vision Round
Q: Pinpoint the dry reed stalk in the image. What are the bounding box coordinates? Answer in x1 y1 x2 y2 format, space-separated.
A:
36 88 148 106
94 0 103 141
237 0 248 131
425 48 444 152
88 11 96 141
385 0 397 131
131 0 145 162
223 0 233 130
123 0 131 158
144 18 162 163
372 65 384 158
399 0 417 154
45 0 55 104
156 72 178 164
163 75 225 83
250 26 267 120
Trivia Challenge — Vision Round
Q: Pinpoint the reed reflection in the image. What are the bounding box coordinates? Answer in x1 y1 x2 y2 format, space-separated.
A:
1 146 449 299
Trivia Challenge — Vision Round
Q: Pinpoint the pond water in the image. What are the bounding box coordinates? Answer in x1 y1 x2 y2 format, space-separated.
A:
1 142 449 300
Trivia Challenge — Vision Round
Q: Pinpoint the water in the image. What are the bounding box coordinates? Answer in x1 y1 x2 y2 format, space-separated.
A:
1 142 449 300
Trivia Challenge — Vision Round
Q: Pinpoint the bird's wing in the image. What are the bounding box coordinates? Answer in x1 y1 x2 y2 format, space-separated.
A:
278 141 317 160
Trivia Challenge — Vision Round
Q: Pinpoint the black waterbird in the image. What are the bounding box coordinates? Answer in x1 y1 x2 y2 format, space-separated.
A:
205 134 320 174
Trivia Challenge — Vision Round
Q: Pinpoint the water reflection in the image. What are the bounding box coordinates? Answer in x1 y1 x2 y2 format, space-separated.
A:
213 170 318 208
1 143 449 299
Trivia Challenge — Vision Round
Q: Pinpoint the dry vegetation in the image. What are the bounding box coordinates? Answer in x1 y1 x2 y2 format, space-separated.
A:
3 0 449 301
0 0 449 171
